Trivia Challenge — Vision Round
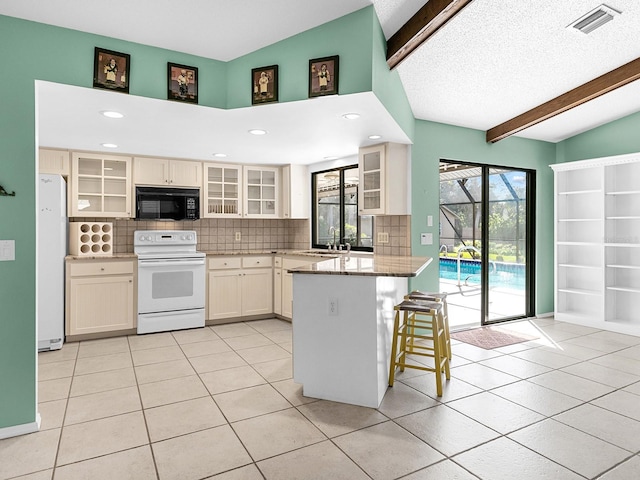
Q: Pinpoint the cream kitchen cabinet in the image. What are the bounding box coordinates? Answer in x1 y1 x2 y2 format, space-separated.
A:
203 163 242 217
70 152 132 218
279 256 318 320
273 257 283 315
358 142 410 215
207 255 273 321
243 166 279 218
39 148 70 176
134 157 202 187
65 258 136 337
281 164 310 219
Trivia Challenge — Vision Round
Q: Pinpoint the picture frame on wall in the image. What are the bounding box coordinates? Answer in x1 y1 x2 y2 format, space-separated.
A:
251 65 279 105
93 47 130 93
309 55 339 98
168 63 198 104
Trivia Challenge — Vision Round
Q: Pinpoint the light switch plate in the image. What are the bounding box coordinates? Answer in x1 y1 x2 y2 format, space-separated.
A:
377 232 389 244
0 240 15 261
420 233 433 245
427 215 433 227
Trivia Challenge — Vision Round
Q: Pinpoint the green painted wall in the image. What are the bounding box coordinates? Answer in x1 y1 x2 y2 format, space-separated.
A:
0 6 394 431
370 11 415 139
226 7 376 108
557 110 640 163
408 120 556 315
0 14 229 430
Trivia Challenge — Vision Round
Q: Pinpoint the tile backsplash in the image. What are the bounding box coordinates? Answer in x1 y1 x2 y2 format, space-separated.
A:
373 215 411 256
71 218 310 254
71 215 412 255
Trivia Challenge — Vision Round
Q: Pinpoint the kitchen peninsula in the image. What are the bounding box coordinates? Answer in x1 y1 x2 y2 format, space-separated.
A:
290 254 431 408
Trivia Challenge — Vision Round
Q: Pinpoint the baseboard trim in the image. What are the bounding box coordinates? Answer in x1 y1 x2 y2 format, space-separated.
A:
535 312 554 318
0 414 41 440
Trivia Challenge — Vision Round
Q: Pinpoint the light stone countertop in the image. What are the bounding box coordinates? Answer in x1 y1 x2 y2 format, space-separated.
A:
288 255 432 277
66 253 137 260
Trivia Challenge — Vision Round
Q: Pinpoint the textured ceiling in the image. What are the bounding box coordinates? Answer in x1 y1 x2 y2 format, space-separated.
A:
2 0 640 161
396 0 640 140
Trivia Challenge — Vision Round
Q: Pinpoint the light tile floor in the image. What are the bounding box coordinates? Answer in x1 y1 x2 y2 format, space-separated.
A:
2 317 640 479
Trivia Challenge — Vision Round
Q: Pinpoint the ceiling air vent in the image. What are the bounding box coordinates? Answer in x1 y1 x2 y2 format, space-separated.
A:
568 4 621 34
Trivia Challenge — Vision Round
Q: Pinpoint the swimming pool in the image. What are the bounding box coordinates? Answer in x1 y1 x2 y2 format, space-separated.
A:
439 257 525 290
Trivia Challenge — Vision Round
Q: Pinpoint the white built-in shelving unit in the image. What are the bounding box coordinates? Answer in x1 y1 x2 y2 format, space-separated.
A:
552 153 640 336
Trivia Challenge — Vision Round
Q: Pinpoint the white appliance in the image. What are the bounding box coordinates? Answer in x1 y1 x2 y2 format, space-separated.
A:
38 174 67 351
134 230 205 334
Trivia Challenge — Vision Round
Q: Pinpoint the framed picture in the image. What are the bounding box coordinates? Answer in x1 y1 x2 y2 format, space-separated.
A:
168 63 198 103
93 47 130 93
309 55 339 98
251 65 278 105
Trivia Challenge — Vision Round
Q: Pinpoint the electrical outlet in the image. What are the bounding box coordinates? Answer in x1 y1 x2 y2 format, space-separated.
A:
420 233 433 245
377 232 389 244
235 232 241 241
328 298 338 316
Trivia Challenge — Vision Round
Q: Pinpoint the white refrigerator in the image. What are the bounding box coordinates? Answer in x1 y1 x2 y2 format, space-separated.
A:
38 174 67 351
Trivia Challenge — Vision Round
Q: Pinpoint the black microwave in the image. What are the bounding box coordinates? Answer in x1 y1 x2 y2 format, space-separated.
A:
135 186 200 220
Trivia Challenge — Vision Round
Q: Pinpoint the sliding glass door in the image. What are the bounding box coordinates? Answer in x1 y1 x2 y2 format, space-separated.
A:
485 168 533 323
439 161 535 328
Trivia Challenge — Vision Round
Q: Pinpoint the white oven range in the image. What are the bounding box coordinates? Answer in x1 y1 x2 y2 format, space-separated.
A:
134 230 205 334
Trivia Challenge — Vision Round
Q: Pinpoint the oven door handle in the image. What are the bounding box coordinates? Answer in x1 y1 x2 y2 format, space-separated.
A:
138 259 205 267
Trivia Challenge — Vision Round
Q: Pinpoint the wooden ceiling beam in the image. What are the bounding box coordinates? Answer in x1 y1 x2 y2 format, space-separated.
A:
486 57 640 143
386 0 474 70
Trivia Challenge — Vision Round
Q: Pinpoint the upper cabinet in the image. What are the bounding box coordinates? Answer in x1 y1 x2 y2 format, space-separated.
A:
39 148 70 176
70 152 132 218
134 157 202 188
243 166 279 218
358 143 410 216
281 164 310 219
203 163 242 217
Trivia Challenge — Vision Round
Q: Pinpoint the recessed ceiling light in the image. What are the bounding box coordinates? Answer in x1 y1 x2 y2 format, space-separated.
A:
213 153 227 158
324 156 339 160
342 113 360 120
101 143 118 148
101 111 124 119
368 135 382 140
248 129 267 135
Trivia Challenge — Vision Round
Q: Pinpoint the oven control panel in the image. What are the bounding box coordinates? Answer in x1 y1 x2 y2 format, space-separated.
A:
134 230 197 246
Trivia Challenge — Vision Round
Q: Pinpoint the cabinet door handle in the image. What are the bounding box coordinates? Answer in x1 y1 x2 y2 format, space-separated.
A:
100 267 105 271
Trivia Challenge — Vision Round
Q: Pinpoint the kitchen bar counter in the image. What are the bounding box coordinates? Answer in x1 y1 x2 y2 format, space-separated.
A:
288 254 430 276
292 256 433 408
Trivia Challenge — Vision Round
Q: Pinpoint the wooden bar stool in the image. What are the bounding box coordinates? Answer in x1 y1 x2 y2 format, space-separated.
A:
405 291 451 360
388 299 451 396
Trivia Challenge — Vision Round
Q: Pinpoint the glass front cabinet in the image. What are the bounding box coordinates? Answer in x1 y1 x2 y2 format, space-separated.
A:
243 166 278 218
70 152 132 218
203 163 242 217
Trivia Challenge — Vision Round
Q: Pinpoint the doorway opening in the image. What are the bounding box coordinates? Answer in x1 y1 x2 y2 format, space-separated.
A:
439 161 536 330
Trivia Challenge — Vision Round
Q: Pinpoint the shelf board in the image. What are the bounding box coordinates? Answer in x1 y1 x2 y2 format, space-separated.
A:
557 218 601 222
606 190 640 195
605 243 640 248
605 216 640 220
558 263 601 269
557 287 602 296
606 264 640 270
607 286 640 293
558 189 601 195
557 242 601 246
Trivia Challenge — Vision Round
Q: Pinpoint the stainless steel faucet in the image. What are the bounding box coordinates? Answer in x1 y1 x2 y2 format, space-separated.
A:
328 226 337 250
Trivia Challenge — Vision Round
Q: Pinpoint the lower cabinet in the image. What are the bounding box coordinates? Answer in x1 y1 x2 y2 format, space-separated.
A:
208 256 273 321
278 256 318 320
66 258 136 336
